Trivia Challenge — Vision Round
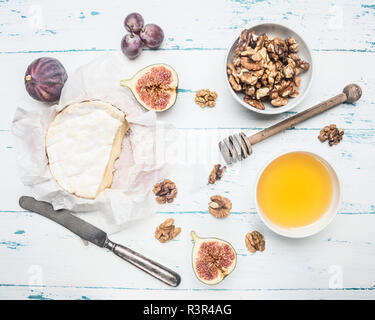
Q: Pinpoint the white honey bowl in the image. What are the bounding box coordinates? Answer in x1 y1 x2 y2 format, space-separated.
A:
254 151 341 238
225 23 314 115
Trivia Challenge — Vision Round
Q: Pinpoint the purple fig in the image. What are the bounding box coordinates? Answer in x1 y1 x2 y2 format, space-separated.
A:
24 57 68 103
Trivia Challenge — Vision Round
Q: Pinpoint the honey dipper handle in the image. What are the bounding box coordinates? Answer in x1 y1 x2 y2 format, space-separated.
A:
248 84 362 145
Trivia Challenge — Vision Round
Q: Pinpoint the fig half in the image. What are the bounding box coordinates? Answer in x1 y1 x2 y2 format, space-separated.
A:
191 231 237 285
120 63 178 112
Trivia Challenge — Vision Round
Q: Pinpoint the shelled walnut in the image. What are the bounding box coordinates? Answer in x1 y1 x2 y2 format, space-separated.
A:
153 179 178 204
195 89 218 107
155 218 181 243
245 230 265 253
227 29 310 110
208 164 226 184
208 195 232 218
318 124 344 146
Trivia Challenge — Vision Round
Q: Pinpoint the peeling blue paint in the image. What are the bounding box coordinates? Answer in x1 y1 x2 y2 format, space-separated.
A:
14 230 25 235
45 29 56 35
177 88 194 93
28 293 52 300
90 11 100 16
361 4 375 10
0 241 24 250
327 238 351 244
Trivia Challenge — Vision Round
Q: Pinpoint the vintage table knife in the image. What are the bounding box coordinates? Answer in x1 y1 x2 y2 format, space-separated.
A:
19 196 181 287
219 84 362 164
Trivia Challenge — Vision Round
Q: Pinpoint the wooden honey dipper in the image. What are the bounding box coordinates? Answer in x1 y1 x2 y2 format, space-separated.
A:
219 84 362 164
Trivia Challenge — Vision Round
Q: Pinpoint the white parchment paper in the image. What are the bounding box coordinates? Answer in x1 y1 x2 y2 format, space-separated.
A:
11 53 170 233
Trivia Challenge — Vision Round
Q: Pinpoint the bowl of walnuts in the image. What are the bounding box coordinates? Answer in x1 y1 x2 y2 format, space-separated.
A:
225 23 313 114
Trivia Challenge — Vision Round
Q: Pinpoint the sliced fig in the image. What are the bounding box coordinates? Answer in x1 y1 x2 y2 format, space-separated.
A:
191 231 237 285
120 63 178 112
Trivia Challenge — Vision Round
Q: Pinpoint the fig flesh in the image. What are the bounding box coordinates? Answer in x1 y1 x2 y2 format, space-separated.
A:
191 231 237 285
120 63 178 112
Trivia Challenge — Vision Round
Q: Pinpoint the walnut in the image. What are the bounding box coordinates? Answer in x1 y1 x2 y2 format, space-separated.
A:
244 95 265 110
227 63 236 75
282 63 294 79
289 53 300 62
240 72 258 85
240 57 263 71
153 179 178 204
208 164 226 184
287 37 299 53
298 60 310 71
269 90 279 100
244 85 256 97
227 29 310 110
256 87 269 100
155 218 181 243
195 89 218 108
235 29 251 55
240 48 257 57
294 77 301 87
318 124 344 146
271 96 288 107
228 75 242 91
280 85 292 97
245 231 265 253
250 51 263 62
208 195 232 218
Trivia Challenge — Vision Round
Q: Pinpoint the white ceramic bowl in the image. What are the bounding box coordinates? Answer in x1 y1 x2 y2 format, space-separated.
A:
225 23 314 115
254 151 341 238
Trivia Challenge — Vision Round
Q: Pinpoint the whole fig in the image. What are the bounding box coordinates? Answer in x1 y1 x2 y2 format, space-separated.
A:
25 57 68 103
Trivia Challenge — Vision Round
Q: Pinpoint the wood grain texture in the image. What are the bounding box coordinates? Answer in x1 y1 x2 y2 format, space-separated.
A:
0 0 375 300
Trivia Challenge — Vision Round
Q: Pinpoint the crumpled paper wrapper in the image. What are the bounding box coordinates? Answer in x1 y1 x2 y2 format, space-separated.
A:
12 53 171 233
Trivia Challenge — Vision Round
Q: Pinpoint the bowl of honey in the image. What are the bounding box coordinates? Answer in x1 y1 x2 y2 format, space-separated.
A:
255 151 340 238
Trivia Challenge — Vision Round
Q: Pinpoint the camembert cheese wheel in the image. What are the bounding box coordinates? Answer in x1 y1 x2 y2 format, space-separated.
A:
45 100 128 199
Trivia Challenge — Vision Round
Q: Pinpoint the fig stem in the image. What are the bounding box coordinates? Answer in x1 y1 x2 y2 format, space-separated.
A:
120 79 131 87
191 230 199 242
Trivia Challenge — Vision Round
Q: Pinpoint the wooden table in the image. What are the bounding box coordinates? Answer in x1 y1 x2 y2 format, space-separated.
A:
0 0 374 300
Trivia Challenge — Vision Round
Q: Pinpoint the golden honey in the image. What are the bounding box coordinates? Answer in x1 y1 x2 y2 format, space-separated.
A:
257 152 333 228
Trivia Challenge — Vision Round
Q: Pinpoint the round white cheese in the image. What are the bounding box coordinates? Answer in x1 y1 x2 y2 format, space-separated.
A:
46 100 128 199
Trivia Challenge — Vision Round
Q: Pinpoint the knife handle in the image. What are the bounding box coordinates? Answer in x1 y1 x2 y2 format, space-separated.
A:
104 239 181 287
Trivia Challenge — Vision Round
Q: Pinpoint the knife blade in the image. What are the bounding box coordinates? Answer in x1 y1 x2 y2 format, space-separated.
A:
19 196 181 287
19 196 107 247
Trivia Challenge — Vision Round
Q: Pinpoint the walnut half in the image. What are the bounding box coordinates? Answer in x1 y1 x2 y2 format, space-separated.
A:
195 89 218 108
153 179 178 204
245 230 265 253
208 195 232 218
155 218 181 243
208 164 226 184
